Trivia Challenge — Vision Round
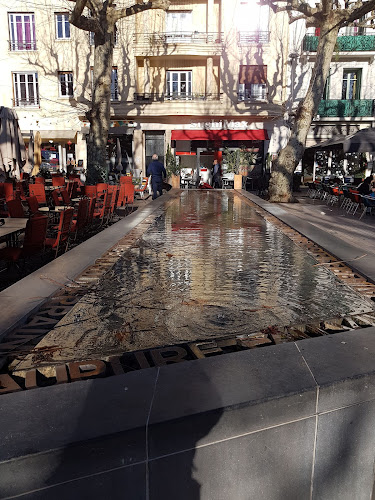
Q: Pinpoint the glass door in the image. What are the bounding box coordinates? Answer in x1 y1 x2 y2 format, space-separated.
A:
342 70 361 100
166 71 192 99
166 11 192 43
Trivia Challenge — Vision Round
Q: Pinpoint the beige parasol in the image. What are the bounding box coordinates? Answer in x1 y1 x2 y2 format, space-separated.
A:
0 106 26 180
32 131 42 176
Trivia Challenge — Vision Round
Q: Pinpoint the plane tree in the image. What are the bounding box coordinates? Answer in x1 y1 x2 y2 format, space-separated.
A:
69 0 170 184
260 0 375 202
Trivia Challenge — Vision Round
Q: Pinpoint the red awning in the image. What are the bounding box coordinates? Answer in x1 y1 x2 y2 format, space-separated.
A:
171 129 268 141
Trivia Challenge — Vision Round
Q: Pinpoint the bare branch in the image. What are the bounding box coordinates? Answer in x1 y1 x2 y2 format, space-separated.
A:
341 0 375 24
69 0 101 33
113 0 170 23
259 0 320 19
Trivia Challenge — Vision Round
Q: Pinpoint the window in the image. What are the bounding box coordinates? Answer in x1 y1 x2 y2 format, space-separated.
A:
342 69 361 100
238 65 267 101
166 71 192 99
59 72 73 97
9 13 36 51
236 2 269 34
322 74 330 100
111 67 118 101
56 13 70 39
13 72 39 106
166 11 192 42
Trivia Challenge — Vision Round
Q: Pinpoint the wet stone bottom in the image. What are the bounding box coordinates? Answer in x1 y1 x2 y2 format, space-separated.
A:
3 191 374 384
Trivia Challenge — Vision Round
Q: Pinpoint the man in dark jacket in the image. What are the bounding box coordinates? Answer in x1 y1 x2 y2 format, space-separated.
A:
147 154 167 200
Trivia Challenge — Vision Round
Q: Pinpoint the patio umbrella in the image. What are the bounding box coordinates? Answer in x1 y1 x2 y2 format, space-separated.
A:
116 138 123 173
25 130 34 174
32 131 42 176
0 106 26 180
343 127 375 153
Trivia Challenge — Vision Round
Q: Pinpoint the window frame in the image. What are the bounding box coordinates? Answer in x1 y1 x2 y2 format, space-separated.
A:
12 72 39 107
166 70 193 99
342 69 362 100
8 13 36 51
58 71 74 97
111 67 119 101
55 13 71 40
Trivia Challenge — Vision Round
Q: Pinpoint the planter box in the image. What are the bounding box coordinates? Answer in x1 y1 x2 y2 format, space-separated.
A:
169 174 180 189
234 174 243 190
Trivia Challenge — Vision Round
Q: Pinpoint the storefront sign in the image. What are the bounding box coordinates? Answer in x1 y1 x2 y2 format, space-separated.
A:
190 120 260 130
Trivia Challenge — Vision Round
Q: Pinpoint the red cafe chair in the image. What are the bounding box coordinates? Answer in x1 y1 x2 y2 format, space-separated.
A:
29 184 46 205
7 199 25 218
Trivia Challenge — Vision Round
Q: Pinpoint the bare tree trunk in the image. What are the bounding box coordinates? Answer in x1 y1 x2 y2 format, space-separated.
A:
268 21 340 202
86 26 114 185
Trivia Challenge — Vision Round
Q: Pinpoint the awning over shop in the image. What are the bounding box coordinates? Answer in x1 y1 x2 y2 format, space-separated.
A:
171 130 269 141
22 130 77 143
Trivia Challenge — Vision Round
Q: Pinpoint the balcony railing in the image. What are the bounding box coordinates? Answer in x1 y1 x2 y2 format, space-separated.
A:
317 99 374 117
238 31 270 45
13 97 40 107
304 34 375 52
238 89 268 102
9 40 37 51
134 92 222 102
134 32 224 45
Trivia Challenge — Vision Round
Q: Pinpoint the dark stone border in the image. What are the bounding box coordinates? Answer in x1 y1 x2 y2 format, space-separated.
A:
1 329 375 498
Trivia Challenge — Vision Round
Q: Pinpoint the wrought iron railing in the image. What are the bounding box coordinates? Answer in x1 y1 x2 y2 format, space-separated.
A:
317 99 374 117
134 92 222 102
304 34 375 51
9 40 37 51
133 32 224 44
238 89 268 101
238 31 270 44
13 97 40 107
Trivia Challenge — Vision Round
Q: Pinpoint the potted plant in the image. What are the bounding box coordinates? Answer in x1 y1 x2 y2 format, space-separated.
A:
223 147 258 189
166 144 180 188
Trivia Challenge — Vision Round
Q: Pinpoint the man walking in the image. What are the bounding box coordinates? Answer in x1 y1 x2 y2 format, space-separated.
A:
147 154 167 200
212 159 222 188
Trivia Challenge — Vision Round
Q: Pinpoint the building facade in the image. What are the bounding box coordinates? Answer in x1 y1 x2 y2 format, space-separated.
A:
288 18 375 177
0 0 291 177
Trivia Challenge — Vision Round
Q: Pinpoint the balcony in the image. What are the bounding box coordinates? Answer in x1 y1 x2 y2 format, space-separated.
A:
133 32 223 45
304 34 375 52
238 89 268 102
317 99 374 117
9 40 37 51
13 97 40 107
134 92 222 102
238 31 270 45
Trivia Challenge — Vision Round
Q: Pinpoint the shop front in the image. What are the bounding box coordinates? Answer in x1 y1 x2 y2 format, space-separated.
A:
171 128 269 185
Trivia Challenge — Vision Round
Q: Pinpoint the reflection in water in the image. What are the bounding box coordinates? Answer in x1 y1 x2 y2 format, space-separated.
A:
84 191 370 353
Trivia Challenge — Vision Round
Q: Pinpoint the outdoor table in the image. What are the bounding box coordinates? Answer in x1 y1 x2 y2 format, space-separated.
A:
38 206 70 213
0 218 28 247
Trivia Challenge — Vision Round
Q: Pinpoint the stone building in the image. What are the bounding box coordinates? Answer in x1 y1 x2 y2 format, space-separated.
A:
0 0 290 175
288 19 375 177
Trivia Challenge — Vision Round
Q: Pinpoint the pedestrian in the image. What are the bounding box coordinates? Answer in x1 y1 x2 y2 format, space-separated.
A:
146 154 166 200
212 159 222 188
